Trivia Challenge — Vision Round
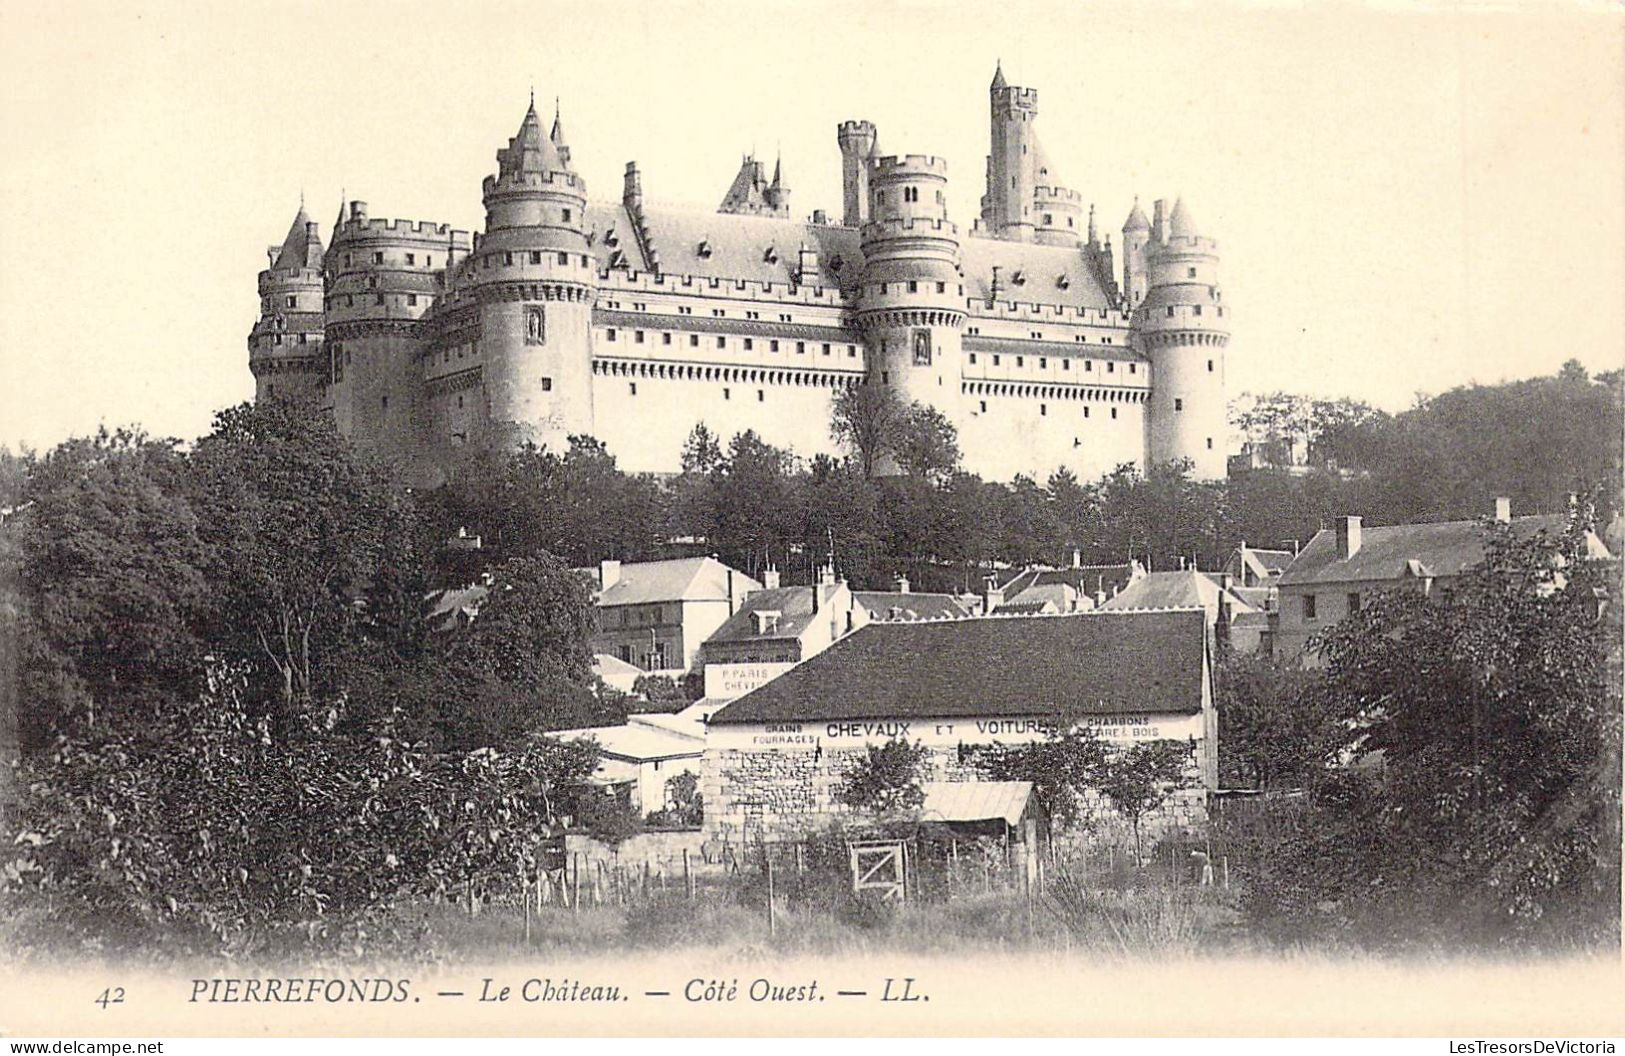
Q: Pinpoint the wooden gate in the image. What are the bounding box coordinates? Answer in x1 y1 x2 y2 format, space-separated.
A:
848 839 908 901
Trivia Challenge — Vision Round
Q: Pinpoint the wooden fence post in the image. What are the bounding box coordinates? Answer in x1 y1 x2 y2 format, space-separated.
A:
765 845 776 938
683 848 694 902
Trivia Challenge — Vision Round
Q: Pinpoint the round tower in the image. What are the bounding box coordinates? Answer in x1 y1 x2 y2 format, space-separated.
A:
472 97 599 453
1134 197 1229 478
1121 198 1151 307
837 120 878 227
979 63 1039 243
249 205 326 403
1032 185 1084 247
856 154 966 465
324 199 464 465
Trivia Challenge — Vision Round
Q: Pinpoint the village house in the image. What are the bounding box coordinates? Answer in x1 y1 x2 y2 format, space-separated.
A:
1271 498 1613 658
583 557 759 674
695 565 869 703
987 553 1145 614
1099 568 1267 653
701 608 1217 846
551 714 706 816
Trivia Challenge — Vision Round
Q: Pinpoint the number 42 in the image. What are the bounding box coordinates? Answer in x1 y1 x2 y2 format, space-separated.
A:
95 987 125 1009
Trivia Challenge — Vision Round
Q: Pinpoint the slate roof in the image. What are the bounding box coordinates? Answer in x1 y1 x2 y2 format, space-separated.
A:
270 206 323 270
920 781 1034 825
1275 515 1587 588
591 557 759 607
709 609 1207 724
582 200 1119 312
852 591 972 622
1100 570 1257 618
705 584 839 643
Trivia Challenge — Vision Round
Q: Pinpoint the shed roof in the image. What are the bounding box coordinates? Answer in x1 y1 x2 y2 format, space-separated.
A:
551 722 704 762
709 609 1207 725
920 781 1034 825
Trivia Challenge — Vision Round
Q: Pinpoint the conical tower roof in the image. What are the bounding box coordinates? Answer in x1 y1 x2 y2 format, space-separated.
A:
1168 197 1200 239
498 98 568 177
271 204 323 269
1123 197 1150 232
990 61 1007 91
550 97 566 146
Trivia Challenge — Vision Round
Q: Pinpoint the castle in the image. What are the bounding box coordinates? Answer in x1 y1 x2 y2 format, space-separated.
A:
248 65 1230 483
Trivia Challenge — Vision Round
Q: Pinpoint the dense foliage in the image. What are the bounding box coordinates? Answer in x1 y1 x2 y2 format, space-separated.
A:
1241 514 1622 951
836 739 931 815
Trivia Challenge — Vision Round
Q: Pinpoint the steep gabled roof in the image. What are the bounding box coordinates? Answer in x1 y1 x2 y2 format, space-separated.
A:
1100 570 1257 618
591 557 759 606
852 591 971 622
1275 514 1602 588
709 609 1208 724
705 584 841 644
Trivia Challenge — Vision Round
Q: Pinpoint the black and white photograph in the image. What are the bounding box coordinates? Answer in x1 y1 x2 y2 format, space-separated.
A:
0 0 1622 1044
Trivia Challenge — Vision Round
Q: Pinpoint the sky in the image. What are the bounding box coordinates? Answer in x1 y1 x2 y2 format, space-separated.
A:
1 0 1622 452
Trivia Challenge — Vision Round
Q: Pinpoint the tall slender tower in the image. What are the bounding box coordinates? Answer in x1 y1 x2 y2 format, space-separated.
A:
837 120 878 227
979 63 1038 242
856 154 966 470
249 205 326 402
1121 198 1151 307
473 97 599 453
1135 198 1230 477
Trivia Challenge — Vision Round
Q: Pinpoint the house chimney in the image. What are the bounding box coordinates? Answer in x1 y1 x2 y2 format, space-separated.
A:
982 574 1004 615
1072 548 1082 569
1336 517 1362 560
894 574 910 594
762 564 781 590
1494 496 1511 523
599 559 622 590
818 563 837 587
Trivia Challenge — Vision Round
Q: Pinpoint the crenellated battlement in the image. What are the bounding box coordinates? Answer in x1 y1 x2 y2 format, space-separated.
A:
871 154 949 178
1157 233 1219 254
837 119 877 138
597 268 853 306
483 170 586 195
336 217 473 246
992 86 1039 109
1034 186 1082 204
860 215 960 239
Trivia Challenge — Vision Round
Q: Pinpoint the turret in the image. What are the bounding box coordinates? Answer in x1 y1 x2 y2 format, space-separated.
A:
717 154 790 217
979 63 1040 243
1122 198 1151 306
856 155 966 470
837 120 878 227
324 199 471 465
249 204 327 403
1134 197 1229 478
471 96 599 454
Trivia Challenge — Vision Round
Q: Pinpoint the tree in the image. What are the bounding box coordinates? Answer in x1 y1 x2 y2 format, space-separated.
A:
1214 650 1339 790
10 427 213 741
1095 740 1193 863
836 738 929 815
974 724 1107 833
830 382 904 478
646 771 703 829
1247 515 1622 950
188 402 404 710
891 402 961 482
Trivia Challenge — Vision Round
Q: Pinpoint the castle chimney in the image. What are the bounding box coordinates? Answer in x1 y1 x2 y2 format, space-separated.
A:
812 209 827 225
982 574 1004 615
1152 199 1167 243
1494 496 1512 523
599 559 622 590
762 564 781 590
623 161 642 211
1336 517 1363 560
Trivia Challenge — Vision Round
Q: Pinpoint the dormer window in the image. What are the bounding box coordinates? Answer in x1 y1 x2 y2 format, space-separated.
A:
697 240 712 258
764 246 778 264
752 610 782 635
1057 274 1070 289
1011 270 1026 286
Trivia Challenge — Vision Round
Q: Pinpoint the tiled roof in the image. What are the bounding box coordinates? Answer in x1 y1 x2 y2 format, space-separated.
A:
1248 549 1296 573
992 598 1057 615
852 591 971 622
709 609 1207 724
705 584 838 643
920 781 1034 825
1275 515 1582 588
591 558 759 607
1101 570 1257 618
